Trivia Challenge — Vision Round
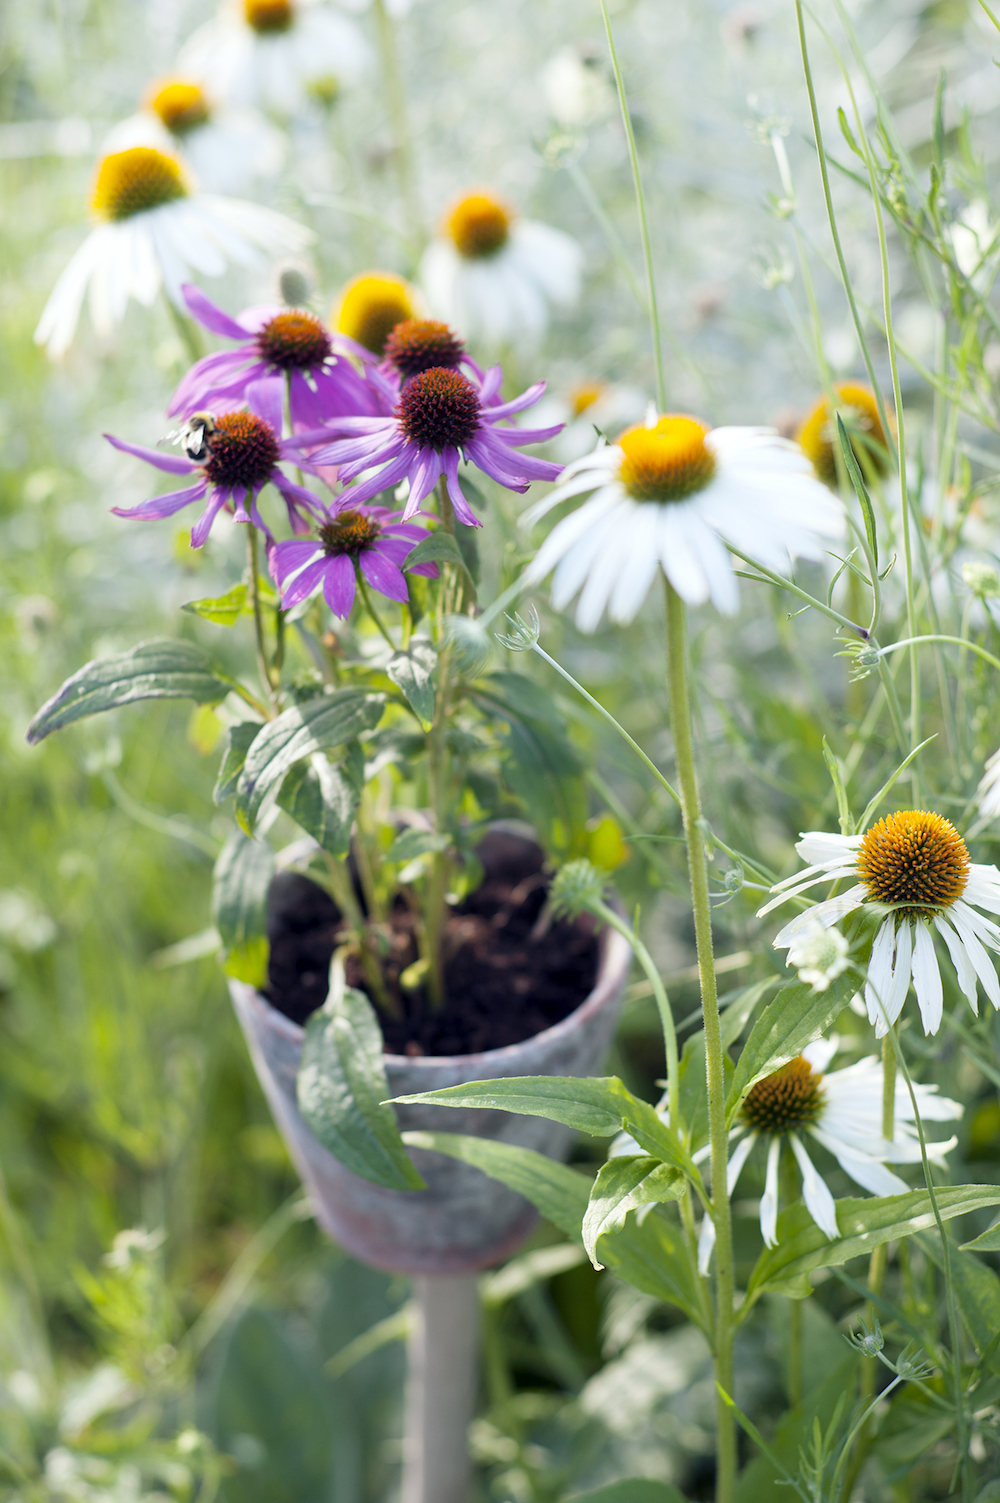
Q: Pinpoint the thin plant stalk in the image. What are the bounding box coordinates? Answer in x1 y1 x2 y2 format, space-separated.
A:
664 579 735 1502
592 897 678 1130
247 527 278 707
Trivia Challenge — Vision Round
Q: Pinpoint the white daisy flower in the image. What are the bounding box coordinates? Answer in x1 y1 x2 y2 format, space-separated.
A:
696 1037 961 1268
34 145 313 359
521 414 843 630
978 747 1000 821
103 77 284 193
419 191 583 350
178 0 371 118
758 811 1000 1036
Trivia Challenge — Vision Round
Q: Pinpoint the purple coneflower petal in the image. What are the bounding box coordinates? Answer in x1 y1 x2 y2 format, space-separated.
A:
271 539 322 588
360 548 410 603
111 479 208 521
182 282 251 341
246 377 285 435
342 453 414 507
323 554 357 617
274 474 326 518
282 555 330 608
442 449 481 527
190 487 232 548
407 449 444 510
168 350 259 417
478 366 504 405
484 382 548 419
105 433 195 474
491 421 564 445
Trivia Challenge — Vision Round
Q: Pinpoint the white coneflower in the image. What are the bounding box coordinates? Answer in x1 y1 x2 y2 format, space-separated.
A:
419 190 582 349
34 145 312 358
178 0 371 118
696 1037 961 1267
103 77 284 193
786 918 850 993
759 811 1000 1036
522 413 842 630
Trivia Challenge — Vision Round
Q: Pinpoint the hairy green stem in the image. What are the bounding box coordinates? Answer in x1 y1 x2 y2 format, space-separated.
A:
664 580 734 1501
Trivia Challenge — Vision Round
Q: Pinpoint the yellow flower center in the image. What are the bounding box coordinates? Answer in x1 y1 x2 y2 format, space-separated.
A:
857 810 970 913
445 193 512 258
306 75 340 107
617 416 716 502
742 1056 826 1135
146 78 210 134
571 381 606 417
797 382 891 488
91 147 188 222
319 509 382 558
244 0 294 32
333 272 417 355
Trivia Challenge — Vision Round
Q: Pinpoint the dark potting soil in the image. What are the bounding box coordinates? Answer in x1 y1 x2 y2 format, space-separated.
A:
263 830 599 1055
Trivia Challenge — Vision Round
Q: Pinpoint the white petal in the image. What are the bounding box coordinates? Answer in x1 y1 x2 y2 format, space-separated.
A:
948 907 1000 1009
910 922 944 1034
789 1133 838 1239
726 1131 757 1193
802 1035 839 1073
809 1130 908 1196
865 919 896 1028
756 866 859 917
794 832 859 866
771 888 865 948
608 505 662 624
759 1136 782 1248
934 914 980 1012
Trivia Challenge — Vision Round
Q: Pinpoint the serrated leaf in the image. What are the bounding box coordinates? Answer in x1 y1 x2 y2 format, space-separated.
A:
403 1130 706 1329
235 690 384 832
386 827 450 863
387 642 437 728
402 532 469 575
181 583 251 626
212 831 274 986
746 1186 1000 1305
213 722 263 805
582 1156 684 1269
27 639 232 744
298 982 426 1191
277 755 358 857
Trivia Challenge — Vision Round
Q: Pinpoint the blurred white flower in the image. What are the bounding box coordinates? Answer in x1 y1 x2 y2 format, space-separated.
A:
104 1226 166 1271
541 45 615 129
34 145 313 358
697 1038 961 1266
786 918 850 992
951 200 997 285
178 0 371 117
522 414 842 629
532 379 648 464
0 889 56 951
419 190 582 349
104 77 284 193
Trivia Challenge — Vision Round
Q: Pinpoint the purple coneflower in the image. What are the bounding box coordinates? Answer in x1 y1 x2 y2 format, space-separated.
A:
107 377 324 547
307 354 563 528
270 504 438 618
168 283 386 430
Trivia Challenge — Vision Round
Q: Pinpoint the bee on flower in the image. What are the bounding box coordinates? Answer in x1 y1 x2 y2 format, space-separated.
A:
419 190 583 349
105 377 324 546
102 77 285 193
693 1038 961 1265
522 412 843 629
34 146 312 358
759 811 1000 1035
178 0 371 118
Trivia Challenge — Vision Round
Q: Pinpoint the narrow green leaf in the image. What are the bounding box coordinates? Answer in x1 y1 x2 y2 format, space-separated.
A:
212 831 274 987
582 1156 683 1269
181 583 251 626
959 1220 1000 1253
213 723 263 805
747 1186 1000 1303
387 642 437 728
480 1244 588 1307
822 737 853 835
277 755 359 858
27 639 231 744
837 105 863 158
298 980 425 1191
836 413 878 568
235 689 384 832
402 532 468 574
856 736 937 835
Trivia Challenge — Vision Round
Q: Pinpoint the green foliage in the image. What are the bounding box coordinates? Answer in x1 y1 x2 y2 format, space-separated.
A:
386 642 437 727
581 1157 684 1270
212 830 274 986
276 755 359 858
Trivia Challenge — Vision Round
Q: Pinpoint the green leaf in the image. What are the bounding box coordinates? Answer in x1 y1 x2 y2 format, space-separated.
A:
181 583 251 626
27 638 232 744
959 1220 1000 1253
582 1156 684 1270
822 737 853 835
836 412 878 569
454 522 480 584
387 643 437 728
392 1076 697 1179
403 532 469 575
726 916 874 1122
747 1186 1000 1305
213 722 263 805
212 831 275 988
277 756 358 858
235 689 384 832
403 1130 706 1329
298 979 425 1191
567 1483 688 1503
856 736 937 835
385 827 450 864
735 1353 859 1503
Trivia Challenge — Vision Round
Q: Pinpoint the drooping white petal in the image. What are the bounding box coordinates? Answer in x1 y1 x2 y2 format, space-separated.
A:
809 1129 908 1196
772 887 866 948
756 866 859 917
865 918 896 1029
934 914 980 1011
910 921 944 1034
759 1136 782 1248
788 1132 839 1239
947 906 1000 1009
726 1131 757 1193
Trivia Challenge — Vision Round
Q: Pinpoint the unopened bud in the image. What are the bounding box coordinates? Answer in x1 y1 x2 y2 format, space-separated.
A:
550 859 605 920
278 263 312 307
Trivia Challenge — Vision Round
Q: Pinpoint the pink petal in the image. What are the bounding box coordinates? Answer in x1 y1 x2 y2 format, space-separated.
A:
105 433 195 474
323 554 356 617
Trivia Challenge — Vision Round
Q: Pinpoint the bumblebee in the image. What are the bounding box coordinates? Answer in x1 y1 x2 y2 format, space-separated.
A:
175 412 217 463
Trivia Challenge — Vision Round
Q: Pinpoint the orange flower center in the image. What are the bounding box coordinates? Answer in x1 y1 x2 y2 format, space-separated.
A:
334 272 416 355
256 310 331 370
857 810 970 912
91 147 188 221
395 368 481 451
384 318 465 379
201 411 281 490
445 193 512 258
742 1056 826 1134
571 381 606 417
797 382 891 488
146 79 210 134
319 509 382 558
617 416 716 502
244 0 294 32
